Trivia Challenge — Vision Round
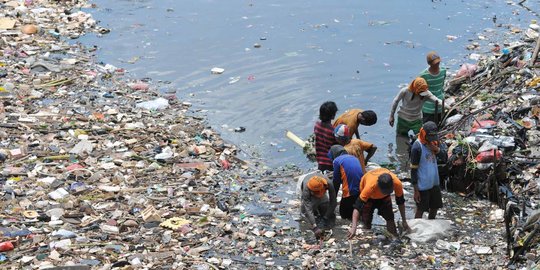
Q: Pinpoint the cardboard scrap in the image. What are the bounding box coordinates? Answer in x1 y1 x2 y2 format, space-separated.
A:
0 18 16 29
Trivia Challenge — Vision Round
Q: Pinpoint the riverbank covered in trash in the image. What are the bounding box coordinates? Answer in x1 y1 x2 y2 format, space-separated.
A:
0 1 537 270
432 21 540 268
0 0 304 269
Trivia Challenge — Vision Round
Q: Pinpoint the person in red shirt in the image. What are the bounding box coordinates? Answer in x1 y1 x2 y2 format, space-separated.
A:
348 168 410 238
314 101 338 172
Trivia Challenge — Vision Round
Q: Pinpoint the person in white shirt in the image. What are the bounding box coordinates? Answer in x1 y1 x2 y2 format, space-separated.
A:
389 77 446 136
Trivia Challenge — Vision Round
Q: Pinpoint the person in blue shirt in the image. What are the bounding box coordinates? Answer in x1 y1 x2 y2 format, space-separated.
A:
411 121 445 219
328 145 364 219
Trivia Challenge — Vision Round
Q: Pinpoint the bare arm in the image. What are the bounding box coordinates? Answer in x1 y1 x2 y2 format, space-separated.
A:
351 209 360 230
426 91 450 109
348 209 361 239
427 143 440 154
398 203 407 223
364 146 377 164
348 198 365 239
398 203 409 232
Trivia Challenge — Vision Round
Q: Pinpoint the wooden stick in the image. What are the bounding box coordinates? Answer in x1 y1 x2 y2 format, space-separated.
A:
349 240 353 256
42 154 71 161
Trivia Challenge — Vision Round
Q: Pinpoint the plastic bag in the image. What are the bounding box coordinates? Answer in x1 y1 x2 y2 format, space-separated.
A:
445 114 463 125
136 97 169 110
406 219 453 243
471 120 497 133
475 150 502 163
456 63 478 78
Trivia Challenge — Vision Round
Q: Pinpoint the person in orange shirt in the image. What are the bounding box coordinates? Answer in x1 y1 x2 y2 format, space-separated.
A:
333 109 377 139
333 124 377 173
348 168 410 238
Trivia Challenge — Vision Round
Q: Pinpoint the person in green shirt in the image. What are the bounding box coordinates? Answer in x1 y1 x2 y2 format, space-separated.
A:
420 51 446 124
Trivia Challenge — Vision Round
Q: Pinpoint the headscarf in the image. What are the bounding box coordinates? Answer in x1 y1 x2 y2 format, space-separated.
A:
307 176 328 198
408 77 429 96
418 127 429 145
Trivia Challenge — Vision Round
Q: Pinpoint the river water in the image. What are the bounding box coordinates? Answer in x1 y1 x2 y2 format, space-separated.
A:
82 0 538 169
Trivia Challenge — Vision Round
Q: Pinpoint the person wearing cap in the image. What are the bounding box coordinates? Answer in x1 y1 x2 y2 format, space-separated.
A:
314 101 338 172
300 173 337 239
328 145 364 219
347 168 410 238
333 109 377 139
334 124 377 173
411 121 445 219
420 51 447 124
389 77 446 136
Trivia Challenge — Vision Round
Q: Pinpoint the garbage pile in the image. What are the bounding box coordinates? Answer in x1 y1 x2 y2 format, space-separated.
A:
0 1 293 269
436 23 540 267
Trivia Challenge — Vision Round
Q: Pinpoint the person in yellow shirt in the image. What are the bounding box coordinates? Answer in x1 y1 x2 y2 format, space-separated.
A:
348 168 410 238
333 124 377 173
333 109 377 139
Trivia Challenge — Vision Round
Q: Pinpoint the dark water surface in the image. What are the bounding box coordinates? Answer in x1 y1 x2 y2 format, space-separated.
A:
83 0 538 169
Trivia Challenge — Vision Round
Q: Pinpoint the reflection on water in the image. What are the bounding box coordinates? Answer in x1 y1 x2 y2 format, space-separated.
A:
82 0 537 168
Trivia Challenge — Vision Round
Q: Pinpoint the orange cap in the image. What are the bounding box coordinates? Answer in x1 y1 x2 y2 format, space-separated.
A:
307 176 328 198
408 77 428 96
426 51 441 65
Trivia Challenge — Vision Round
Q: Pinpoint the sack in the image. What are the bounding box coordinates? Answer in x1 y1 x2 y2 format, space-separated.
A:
406 219 453 243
